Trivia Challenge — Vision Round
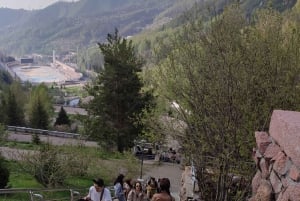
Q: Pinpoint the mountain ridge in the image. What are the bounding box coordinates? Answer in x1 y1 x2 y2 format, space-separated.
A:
0 0 296 55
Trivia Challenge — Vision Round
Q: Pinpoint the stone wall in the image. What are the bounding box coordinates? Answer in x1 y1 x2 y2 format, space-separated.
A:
250 110 300 201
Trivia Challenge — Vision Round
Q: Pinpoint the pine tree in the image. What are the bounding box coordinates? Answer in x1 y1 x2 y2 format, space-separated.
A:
84 29 153 152
54 106 70 126
6 89 25 126
27 84 52 129
29 97 49 129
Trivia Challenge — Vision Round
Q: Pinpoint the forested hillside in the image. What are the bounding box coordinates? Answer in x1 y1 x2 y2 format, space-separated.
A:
0 0 296 56
0 0 200 55
138 1 300 199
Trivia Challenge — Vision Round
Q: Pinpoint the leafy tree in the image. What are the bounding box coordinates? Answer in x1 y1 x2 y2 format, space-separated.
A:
0 123 7 142
150 4 300 201
0 82 27 126
27 84 53 129
54 106 70 126
84 29 153 152
20 143 67 187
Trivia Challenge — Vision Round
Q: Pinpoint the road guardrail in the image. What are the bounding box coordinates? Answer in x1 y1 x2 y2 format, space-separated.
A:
7 126 80 139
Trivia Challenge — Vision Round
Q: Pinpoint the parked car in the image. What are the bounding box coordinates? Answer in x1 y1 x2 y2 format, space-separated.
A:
133 142 155 159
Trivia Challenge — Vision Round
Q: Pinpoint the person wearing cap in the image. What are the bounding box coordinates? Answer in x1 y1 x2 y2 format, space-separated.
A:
83 178 112 201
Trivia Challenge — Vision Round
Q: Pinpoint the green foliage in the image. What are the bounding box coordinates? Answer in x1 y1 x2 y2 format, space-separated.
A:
0 82 26 126
77 45 104 73
27 84 53 129
7 142 140 193
150 4 300 200
19 143 67 187
84 29 154 152
32 134 41 145
55 106 70 126
6 88 25 126
0 123 7 142
0 154 9 188
0 70 13 85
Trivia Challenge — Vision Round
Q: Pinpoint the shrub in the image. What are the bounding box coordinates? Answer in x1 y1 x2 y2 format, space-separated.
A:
32 134 41 145
0 155 9 188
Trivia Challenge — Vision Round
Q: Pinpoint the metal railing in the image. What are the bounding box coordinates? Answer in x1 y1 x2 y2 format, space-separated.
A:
7 126 81 139
0 188 83 201
0 187 116 201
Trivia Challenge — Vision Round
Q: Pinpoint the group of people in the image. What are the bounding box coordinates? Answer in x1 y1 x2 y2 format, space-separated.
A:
81 174 174 201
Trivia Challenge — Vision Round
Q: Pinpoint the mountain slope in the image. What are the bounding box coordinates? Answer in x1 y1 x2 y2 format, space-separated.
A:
0 0 296 56
0 0 178 55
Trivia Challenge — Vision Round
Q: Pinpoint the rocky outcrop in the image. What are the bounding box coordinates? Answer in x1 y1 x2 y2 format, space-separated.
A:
250 110 300 201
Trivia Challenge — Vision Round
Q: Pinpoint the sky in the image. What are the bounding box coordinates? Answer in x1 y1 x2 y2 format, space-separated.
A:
0 0 79 10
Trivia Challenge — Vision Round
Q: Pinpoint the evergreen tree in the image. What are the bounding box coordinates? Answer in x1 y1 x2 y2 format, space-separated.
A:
6 89 25 126
0 94 7 124
29 96 49 129
84 29 153 152
27 84 53 129
0 82 26 126
54 106 70 126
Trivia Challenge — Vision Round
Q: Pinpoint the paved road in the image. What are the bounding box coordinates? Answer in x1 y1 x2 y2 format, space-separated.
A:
7 132 97 147
142 160 182 201
54 105 87 115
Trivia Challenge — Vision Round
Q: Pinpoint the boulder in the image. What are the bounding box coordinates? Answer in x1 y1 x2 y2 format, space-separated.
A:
269 110 300 168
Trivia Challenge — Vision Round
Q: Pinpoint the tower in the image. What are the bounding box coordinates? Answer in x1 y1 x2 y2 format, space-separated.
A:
53 50 55 64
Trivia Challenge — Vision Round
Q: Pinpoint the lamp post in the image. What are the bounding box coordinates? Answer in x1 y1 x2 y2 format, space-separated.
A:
139 140 146 179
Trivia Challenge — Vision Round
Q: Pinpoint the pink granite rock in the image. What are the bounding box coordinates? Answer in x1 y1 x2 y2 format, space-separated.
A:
279 183 300 201
270 170 282 194
260 158 270 179
289 164 300 182
281 177 289 188
252 171 262 195
273 151 290 176
255 132 271 155
269 110 300 168
264 143 281 159
254 180 272 201
277 191 288 201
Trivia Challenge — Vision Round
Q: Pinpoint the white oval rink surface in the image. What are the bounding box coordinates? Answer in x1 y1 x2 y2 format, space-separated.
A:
11 65 67 83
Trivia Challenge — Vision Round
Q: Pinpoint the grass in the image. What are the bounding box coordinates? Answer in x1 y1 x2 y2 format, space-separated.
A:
0 141 39 150
63 85 88 98
1 141 141 201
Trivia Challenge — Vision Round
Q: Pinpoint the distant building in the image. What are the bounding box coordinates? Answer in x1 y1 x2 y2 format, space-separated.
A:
20 58 34 64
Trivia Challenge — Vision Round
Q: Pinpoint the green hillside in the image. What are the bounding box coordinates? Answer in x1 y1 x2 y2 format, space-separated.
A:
0 0 296 55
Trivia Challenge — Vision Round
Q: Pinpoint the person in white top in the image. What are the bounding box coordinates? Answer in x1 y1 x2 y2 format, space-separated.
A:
83 178 112 201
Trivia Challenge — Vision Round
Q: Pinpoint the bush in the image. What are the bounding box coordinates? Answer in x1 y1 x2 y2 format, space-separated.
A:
0 155 9 188
32 134 41 145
